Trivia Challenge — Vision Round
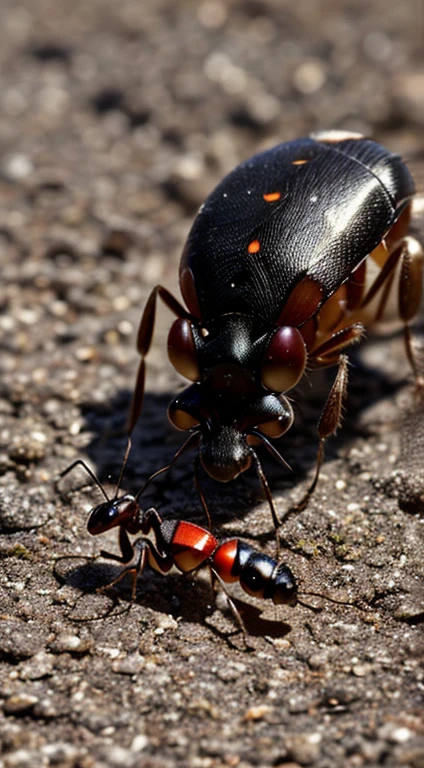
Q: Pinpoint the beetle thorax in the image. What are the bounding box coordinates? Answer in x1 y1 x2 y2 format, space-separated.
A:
193 314 270 394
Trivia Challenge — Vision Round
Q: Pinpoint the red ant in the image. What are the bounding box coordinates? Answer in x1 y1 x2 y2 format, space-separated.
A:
59 461 372 635
59 459 297 632
88 494 297 611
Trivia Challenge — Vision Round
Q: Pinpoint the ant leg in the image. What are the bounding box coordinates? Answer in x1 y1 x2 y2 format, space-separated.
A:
99 526 135 566
284 355 349 520
194 456 212 530
127 285 193 435
97 540 148 605
210 567 249 640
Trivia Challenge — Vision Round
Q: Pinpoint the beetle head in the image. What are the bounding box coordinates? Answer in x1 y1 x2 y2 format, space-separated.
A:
168 384 294 482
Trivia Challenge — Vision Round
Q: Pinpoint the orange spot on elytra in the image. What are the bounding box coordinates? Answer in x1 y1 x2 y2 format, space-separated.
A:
248 239 261 254
263 191 281 202
292 159 308 165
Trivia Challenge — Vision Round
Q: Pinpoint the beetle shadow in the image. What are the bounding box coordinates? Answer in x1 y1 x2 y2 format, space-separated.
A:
72 323 424 540
53 554 294 642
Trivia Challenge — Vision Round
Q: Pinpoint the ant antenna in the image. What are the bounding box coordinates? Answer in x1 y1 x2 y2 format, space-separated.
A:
297 589 370 614
113 436 132 499
58 435 134 505
135 430 200 502
57 459 110 503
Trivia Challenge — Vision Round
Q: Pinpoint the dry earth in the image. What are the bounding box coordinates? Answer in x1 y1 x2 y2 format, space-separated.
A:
0 1 423 767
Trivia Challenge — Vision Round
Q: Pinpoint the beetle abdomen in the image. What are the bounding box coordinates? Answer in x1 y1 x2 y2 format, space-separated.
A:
180 136 414 326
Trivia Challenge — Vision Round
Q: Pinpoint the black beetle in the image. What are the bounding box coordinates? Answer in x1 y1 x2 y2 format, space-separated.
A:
128 130 423 527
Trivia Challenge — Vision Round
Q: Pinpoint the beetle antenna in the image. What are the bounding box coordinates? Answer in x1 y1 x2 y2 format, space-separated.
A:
250 449 281 540
57 459 110 503
135 430 200 501
250 430 293 472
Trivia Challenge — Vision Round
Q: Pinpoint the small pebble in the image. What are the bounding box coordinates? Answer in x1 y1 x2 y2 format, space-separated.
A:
307 652 328 670
33 697 63 719
2 153 34 181
19 651 54 680
154 614 178 631
41 743 80 762
293 60 327 94
50 633 92 654
393 594 424 622
243 704 272 721
352 663 372 677
285 732 322 765
378 722 413 743
4 693 39 714
131 734 149 752
112 653 145 676
0 621 46 660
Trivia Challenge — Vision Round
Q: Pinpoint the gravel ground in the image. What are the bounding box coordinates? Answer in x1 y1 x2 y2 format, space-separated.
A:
0 1 423 767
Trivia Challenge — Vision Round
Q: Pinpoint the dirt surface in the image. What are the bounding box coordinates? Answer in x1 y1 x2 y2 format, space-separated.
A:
0 1 424 766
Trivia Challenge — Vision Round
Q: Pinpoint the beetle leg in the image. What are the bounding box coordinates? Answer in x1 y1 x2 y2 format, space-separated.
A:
397 237 424 386
250 450 281 548
346 260 367 311
358 236 424 384
358 241 405 311
127 285 194 434
309 323 364 365
288 355 349 515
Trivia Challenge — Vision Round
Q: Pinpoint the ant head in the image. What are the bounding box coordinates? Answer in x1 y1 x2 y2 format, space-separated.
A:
87 494 137 535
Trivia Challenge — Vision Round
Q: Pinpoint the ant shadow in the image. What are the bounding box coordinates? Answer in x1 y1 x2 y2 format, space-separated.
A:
53 554 293 645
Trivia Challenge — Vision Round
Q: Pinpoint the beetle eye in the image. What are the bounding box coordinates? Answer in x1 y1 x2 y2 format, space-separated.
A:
168 384 212 432
261 326 307 392
168 404 200 431
259 415 293 438
168 318 200 382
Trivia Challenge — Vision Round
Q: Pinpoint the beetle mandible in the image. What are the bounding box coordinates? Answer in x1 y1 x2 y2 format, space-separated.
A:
128 130 423 528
